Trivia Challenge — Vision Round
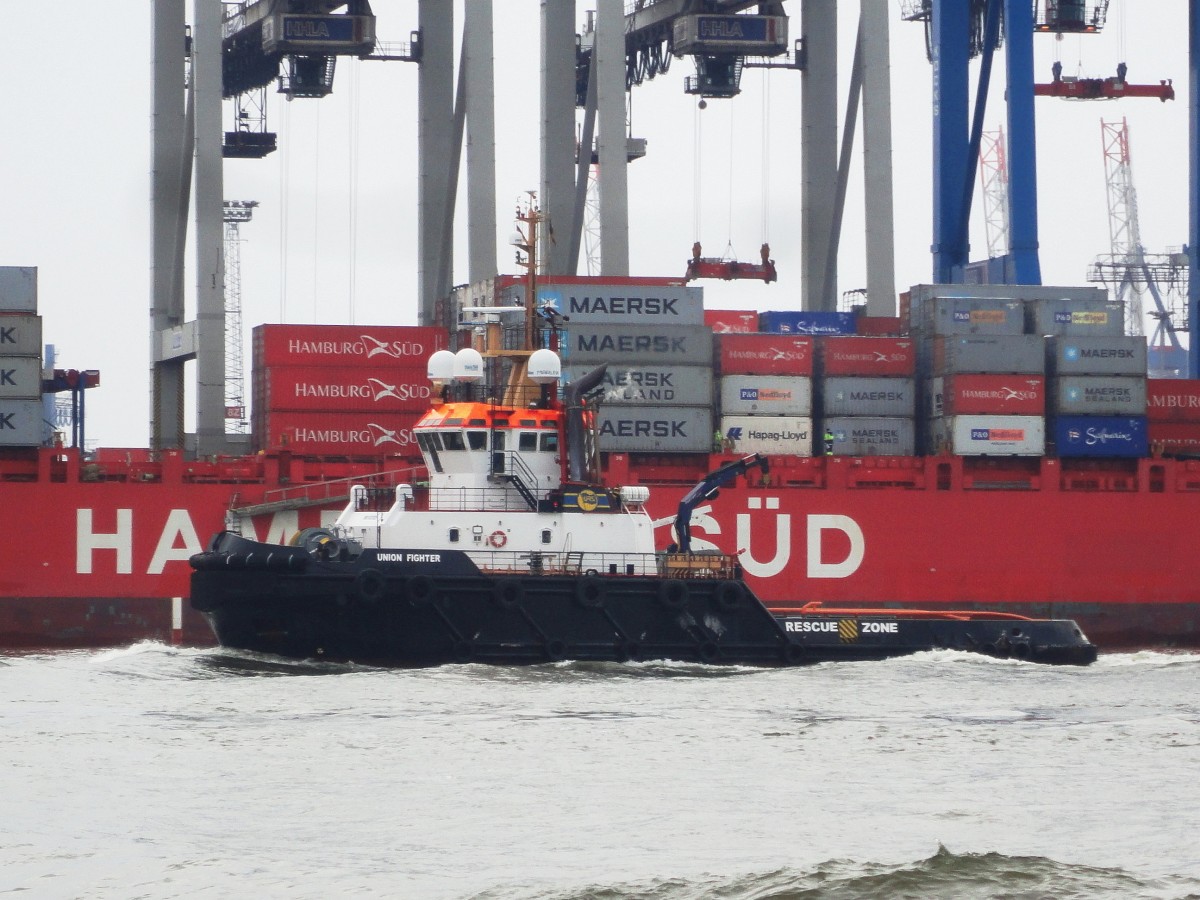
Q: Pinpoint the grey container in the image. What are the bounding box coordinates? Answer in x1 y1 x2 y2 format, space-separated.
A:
1051 375 1147 415
907 283 1106 328
918 296 1025 336
0 267 37 313
0 357 44 399
1046 335 1148 375
928 335 1045 375
820 377 915 417
0 314 42 357
565 323 713 365
927 415 1046 456
0 399 45 446
719 375 812 416
821 417 915 456
564 364 712 407
596 404 712 452
1026 297 1125 336
535 283 703 325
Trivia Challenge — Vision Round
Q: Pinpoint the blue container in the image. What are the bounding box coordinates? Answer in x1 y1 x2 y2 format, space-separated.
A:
758 310 856 336
1051 415 1148 458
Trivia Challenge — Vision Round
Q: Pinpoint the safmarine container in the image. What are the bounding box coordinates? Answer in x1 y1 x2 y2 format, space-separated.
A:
928 415 1045 456
716 333 813 375
919 297 1024 336
1147 379 1200 422
0 357 44 399
820 417 915 456
0 315 42 357
0 399 46 446
565 324 713 365
1026 297 1125 336
256 409 422 455
255 366 434 413
758 310 856 336
535 282 703 325
820 336 915 376
719 375 812 415
720 415 813 456
564 364 713 407
930 335 1045 375
1051 416 1148 458
1046 335 1148 375
1050 376 1147 415
820 377 915 417
0 267 37 312
596 405 712 452
930 374 1046 417
252 324 447 369
703 309 759 333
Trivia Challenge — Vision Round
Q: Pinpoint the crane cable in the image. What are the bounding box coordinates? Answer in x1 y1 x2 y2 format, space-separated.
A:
279 98 291 322
693 100 703 245
761 68 770 248
348 63 360 325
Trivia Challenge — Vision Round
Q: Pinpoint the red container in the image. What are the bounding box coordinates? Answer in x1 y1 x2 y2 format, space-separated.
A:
820 336 915 376
933 374 1046 416
1149 421 1200 455
1147 380 1200 422
255 410 422 456
252 324 446 369
716 333 813 376
704 309 760 334
255 366 434 413
855 316 905 336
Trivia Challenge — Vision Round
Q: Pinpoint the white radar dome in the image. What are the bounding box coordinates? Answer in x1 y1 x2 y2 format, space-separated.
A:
453 347 484 382
426 350 455 384
527 348 562 384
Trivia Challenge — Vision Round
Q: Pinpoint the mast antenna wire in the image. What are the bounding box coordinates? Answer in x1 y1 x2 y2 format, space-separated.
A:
279 99 291 322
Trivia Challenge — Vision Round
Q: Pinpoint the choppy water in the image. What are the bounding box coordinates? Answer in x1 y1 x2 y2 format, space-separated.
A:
2 645 1199 899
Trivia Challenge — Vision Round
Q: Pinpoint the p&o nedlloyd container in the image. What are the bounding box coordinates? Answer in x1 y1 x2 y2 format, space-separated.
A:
719 375 812 416
720 415 813 456
928 415 1046 456
918 297 1025 337
1026 296 1125 337
821 417 915 456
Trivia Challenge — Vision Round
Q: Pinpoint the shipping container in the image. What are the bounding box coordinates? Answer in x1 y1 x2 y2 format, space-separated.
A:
0 357 44 400
0 399 45 446
564 323 713 365
929 335 1045 375
820 336 915 376
855 316 905 336
254 365 435 413
1148 421 1200 456
255 409 423 455
820 417 915 456
928 415 1046 456
533 282 703 325
930 374 1046 417
918 296 1025 336
720 415 813 457
596 405 713 453
0 267 37 313
820 377 915 417
703 309 760 333
758 310 856 336
252 324 447 369
1051 415 1148 458
0 314 42 357
719 375 812 416
1046 335 1148 375
1026 297 1125 336
1147 379 1200 422
1050 375 1147 416
563 364 713 407
906 283 1106 326
716 333 813 375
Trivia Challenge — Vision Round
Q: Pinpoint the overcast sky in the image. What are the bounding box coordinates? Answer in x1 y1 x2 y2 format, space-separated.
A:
0 1 1188 447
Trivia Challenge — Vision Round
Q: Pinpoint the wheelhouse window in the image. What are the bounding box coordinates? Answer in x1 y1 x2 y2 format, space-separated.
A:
518 432 537 452
539 432 559 452
467 431 487 451
442 431 466 451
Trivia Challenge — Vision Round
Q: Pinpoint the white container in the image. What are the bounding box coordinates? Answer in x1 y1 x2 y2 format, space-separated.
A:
928 415 1046 456
0 357 44 399
0 399 45 446
719 375 812 416
720 415 813 456
0 267 37 312
0 314 42 358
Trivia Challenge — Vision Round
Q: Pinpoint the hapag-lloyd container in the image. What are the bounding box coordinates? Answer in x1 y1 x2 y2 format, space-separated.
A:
1147 379 1200 422
929 335 1045 375
716 333 814 376
820 417 915 456
0 399 44 446
928 415 1046 456
1050 375 1148 415
720 415 813 456
254 366 435 413
820 377 915 417
1026 297 1125 336
758 310 856 336
0 357 45 399
256 409 422 455
930 374 1046 417
0 267 37 312
564 364 713 407
565 324 713 365
1046 335 1149 375
919 297 1025 336
719 375 812 415
0 314 42 357
1051 416 1148 458
596 405 712 452
819 336 915 376
252 324 447 369
703 309 760 333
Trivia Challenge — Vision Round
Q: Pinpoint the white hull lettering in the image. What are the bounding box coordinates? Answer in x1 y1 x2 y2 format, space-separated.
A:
806 514 865 579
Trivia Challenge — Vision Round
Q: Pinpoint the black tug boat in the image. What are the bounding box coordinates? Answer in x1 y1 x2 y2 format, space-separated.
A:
189 205 1097 668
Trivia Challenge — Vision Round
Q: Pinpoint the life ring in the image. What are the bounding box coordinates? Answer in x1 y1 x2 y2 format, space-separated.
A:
355 568 387 603
488 530 508 549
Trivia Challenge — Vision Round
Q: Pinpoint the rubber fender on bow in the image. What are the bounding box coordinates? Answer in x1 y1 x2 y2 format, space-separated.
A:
544 639 568 662
355 568 387 603
406 574 435 606
575 574 606 609
658 579 689 610
714 580 744 612
493 579 524 610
